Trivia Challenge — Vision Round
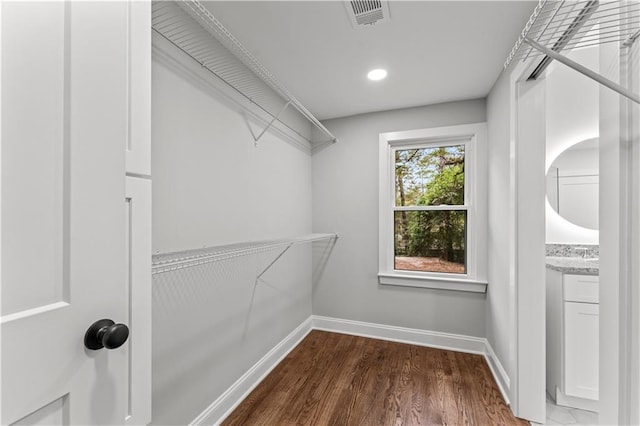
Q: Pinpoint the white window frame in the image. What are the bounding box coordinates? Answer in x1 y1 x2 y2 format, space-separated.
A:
378 123 488 293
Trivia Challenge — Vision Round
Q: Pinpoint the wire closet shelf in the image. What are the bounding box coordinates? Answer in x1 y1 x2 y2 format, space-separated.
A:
152 233 338 275
152 0 337 149
504 0 640 70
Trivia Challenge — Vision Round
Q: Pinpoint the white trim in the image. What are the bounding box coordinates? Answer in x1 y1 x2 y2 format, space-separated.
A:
190 318 313 426
378 122 488 289
191 315 514 425
377 273 487 293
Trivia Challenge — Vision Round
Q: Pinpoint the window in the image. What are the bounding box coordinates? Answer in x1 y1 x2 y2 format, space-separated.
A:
378 123 487 293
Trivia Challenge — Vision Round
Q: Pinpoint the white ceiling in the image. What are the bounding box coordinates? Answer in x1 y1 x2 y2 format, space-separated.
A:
203 1 536 120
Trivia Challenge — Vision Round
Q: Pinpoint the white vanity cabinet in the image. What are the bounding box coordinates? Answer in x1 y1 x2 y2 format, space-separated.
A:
546 269 599 412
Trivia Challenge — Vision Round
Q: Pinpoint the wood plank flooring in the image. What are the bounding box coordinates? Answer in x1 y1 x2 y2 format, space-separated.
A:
222 330 529 425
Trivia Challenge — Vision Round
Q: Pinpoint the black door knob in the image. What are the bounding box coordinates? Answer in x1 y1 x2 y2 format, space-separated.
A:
84 319 129 350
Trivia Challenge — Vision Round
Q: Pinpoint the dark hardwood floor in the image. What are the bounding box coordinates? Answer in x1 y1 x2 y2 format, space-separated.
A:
222 330 529 426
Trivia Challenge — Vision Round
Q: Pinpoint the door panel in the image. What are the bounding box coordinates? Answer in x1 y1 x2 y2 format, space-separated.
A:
1 0 68 316
1 2 136 424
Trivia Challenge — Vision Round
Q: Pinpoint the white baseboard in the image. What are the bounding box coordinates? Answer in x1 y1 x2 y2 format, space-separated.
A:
191 315 513 425
190 317 313 426
311 315 486 353
555 387 599 413
483 339 512 406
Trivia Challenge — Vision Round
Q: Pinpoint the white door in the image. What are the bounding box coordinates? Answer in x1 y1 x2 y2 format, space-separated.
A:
2 2 150 425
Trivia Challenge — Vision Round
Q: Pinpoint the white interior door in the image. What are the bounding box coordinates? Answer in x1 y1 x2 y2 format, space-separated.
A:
1 2 149 424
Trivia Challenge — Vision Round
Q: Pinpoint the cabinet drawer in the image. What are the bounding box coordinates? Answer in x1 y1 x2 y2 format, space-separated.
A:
564 274 599 303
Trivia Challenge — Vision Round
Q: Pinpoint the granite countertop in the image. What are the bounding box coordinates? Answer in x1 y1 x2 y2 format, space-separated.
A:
545 256 599 275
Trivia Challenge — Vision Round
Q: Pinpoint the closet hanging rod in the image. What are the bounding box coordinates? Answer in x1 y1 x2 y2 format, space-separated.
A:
521 37 640 62
154 0 337 146
519 29 640 59
152 233 338 275
524 37 640 104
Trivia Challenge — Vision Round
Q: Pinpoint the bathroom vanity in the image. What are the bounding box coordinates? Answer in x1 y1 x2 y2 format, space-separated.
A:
546 256 599 412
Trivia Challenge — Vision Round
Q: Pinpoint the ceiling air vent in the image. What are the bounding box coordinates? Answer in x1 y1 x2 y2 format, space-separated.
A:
345 0 390 29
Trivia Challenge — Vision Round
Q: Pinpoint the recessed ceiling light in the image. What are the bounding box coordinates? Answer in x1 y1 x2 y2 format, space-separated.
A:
367 68 387 81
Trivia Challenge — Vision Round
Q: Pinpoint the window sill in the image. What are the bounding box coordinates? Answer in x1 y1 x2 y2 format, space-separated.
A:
378 273 488 293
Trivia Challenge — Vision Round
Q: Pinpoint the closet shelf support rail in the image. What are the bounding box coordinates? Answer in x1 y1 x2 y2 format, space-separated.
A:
152 233 338 275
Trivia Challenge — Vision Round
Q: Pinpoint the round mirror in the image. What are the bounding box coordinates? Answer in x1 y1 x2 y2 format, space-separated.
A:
546 138 599 230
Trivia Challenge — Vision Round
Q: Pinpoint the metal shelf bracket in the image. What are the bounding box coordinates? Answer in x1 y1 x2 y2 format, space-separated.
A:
255 243 293 284
252 101 291 146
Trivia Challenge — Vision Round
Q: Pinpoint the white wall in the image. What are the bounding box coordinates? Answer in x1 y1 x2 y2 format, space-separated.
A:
311 100 487 337
151 40 313 425
545 47 599 244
